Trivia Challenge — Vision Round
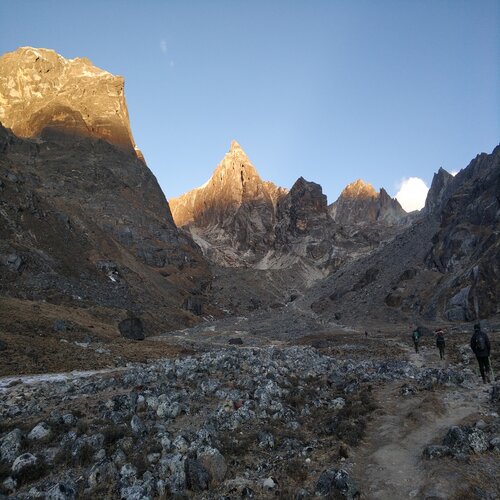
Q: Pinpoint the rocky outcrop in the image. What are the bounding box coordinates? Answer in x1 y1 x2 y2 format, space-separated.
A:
0 47 138 153
424 145 500 320
329 179 406 225
424 167 454 214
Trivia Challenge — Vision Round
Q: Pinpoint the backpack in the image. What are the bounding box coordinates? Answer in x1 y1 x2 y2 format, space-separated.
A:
436 335 445 347
475 333 487 353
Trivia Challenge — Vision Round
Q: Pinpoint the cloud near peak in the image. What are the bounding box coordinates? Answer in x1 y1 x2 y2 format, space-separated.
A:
396 177 429 212
160 40 167 54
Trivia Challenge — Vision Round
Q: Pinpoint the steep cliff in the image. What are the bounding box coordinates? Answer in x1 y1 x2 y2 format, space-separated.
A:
0 47 138 152
0 48 211 348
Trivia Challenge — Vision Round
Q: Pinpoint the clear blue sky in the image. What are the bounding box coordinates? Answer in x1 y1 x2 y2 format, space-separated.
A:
1 1 499 207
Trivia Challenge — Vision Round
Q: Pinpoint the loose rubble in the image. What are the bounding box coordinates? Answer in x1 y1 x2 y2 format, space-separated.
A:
0 345 488 498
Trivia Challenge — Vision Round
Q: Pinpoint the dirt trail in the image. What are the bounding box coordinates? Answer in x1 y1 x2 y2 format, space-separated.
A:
353 344 489 499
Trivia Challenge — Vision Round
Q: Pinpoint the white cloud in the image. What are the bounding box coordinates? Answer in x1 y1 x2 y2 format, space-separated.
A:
169 60 175 68
160 40 167 54
395 177 429 212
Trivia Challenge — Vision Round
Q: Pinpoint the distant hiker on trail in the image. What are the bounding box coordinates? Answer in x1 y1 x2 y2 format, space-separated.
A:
365 330 368 337
435 329 446 360
470 323 491 384
412 328 421 353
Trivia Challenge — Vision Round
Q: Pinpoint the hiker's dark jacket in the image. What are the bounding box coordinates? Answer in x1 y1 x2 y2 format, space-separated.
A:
470 331 491 357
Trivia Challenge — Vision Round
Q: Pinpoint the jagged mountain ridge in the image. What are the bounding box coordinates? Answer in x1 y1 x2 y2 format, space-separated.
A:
305 144 500 323
170 142 407 270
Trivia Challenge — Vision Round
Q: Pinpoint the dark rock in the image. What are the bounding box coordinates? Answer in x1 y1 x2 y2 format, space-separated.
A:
0 340 7 351
53 319 67 332
423 445 451 459
0 429 23 463
118 317 145 340
185 457 211 492
399 268 417 281
45 482 76 500
184 296 204 316
315 468 359 498
385 293 402 307
228 338 243 345
0 253 23 272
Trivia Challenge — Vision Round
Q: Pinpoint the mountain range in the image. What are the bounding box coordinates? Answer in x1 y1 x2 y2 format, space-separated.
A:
0 47 498 352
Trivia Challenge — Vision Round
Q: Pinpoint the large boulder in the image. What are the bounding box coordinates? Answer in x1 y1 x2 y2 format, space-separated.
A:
118 317 145 340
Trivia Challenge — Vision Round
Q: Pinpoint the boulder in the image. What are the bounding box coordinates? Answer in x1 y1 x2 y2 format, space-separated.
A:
118 317 145 340
0 429 23 463
185 458 211 492
198 447 227 483
11 453 37 475
45 482 76 500
315 468 359 498
28 422 51 441
130 415 146 436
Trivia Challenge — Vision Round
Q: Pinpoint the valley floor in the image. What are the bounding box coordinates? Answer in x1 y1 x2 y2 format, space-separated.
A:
0 316 499 499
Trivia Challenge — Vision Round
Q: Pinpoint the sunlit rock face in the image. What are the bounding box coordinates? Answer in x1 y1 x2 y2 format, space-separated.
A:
0 47 137 152
329 179 406 225
170 141 288 264
171 140 286 227
170 143 408 271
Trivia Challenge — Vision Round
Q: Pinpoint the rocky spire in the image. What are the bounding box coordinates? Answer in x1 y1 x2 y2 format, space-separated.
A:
169 141 286 228
424 167 454 214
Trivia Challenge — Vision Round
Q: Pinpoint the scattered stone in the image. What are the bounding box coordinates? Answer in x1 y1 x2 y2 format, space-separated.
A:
130 415 146 435
331 397 346 409
0 428 22 463
228 337 243 345
45 482 76 500
28 422 51 441
423 445 451 459
263 477 276 489
315 468 359 499
12 453 37 475
2 476 17 494
198 447 227 484
185 458 211 491
159 454 186 494
489 437 500 452
53 319 67 332
120 463 138 483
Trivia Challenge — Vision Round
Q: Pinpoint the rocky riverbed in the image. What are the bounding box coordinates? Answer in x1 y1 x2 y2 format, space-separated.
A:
1 340 498 499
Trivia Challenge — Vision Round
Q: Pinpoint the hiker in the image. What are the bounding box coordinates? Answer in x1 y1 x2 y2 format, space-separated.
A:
470 323 491 383
435 329 446 360
365 330 368 337
412 328 421 353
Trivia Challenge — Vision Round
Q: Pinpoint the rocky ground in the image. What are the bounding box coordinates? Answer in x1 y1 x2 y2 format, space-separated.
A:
0 318 498 499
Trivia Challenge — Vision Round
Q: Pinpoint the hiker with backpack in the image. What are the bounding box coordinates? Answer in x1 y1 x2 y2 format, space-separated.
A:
436 329 446 360
412 328 421 353
470 323 492 384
